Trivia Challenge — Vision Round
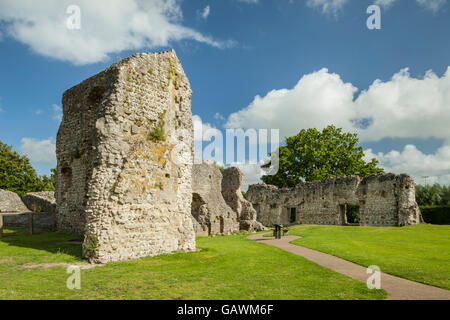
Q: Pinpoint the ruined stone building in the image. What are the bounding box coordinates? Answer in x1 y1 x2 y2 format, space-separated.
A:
191 163 239 236
221 167 264 232
191 163 264 236
247 174 421 227
56 50 196 263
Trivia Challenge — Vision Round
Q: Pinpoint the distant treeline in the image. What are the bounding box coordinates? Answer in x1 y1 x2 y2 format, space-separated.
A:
416 184 450 225
415 183 450 206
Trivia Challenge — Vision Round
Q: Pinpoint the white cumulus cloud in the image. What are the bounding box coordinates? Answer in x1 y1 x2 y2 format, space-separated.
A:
0 0 232 65
225 68 358 139
225 67 450 143
416 0 447 11
20 137 56 167
306 0 349 15
374 0 397 8
354 68 450 142
365 144 450 185
200 5 211 20
236 0 260 4
376 0 447 11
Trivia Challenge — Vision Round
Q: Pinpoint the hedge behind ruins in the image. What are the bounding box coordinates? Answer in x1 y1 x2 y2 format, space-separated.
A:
420 205 450 225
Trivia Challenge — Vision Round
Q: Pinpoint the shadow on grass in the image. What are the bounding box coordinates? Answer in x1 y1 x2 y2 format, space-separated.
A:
1 229 84 261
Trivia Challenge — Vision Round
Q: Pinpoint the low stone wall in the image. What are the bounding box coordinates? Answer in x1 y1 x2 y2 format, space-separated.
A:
1 189 56 230
3 213 56 231
247 174 421 227
22 192 56 214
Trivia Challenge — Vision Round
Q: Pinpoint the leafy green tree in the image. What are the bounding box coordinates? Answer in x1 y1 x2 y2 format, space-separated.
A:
0 140 55 196
415 184 433 205
416 183 450 206
261 126 384 188
443 185 450 205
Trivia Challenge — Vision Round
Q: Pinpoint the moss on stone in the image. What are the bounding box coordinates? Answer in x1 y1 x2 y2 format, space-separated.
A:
147 111 167 143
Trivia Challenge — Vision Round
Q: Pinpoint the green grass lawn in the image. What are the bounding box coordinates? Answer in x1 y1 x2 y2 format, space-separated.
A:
289 224 450 290
0 228 387 300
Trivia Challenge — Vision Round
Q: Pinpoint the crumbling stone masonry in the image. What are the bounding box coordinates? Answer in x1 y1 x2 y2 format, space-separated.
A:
191 164 265 236
191 163 239 236
56 50 196 263
247 174 421 227
22 192 56 214
221 167 265 232
0 190 56 230
0 189 29 214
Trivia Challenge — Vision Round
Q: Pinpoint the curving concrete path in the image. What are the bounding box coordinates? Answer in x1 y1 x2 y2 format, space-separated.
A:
248 234 450 300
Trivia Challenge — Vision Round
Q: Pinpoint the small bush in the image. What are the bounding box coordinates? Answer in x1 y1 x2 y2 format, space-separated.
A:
420 205 450 225
148 126 165 142
147 111 166 142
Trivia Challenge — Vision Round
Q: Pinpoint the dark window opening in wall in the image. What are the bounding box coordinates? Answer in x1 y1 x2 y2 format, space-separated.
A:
290 208 296 223
191 193 206 221
346 205 361 225
219 216 224 234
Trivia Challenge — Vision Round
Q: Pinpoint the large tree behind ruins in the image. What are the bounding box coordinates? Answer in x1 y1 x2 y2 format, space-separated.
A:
0 140 54 196
261 126 384 188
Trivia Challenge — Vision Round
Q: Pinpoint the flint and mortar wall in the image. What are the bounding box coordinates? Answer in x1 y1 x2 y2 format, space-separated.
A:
221 167 265 231
247 174 421 227
56 50 196 263
191 163 239 236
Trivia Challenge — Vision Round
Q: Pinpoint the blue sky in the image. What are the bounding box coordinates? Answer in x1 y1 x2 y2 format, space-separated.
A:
0 0 449 187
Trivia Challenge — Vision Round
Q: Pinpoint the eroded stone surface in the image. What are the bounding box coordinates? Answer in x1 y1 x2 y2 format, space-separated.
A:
221 167 265 231
247 174 421 227
56 50 196 263
0 189 29 213
22 192 56 214
191 162 239 236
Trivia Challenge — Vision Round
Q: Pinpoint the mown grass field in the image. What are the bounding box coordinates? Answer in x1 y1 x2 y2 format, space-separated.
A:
0 228 386 300
289 224 450 290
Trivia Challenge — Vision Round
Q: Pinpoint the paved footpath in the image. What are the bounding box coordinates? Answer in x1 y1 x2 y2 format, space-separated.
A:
248 234 450 300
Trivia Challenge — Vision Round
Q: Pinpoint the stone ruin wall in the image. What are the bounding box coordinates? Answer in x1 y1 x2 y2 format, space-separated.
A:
247 174 421 227
191 163 239 236
0 190 56 231
221 167 264 232
191 163 265 236
56 50 196 263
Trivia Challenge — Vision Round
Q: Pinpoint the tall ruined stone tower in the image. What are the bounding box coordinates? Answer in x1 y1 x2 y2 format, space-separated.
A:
56 50 196 263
